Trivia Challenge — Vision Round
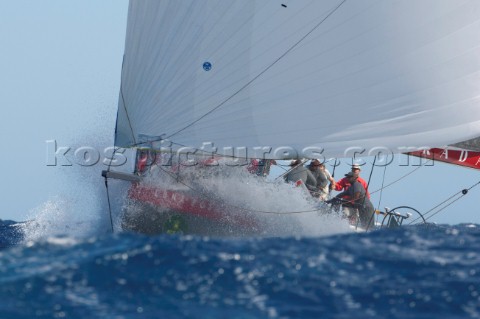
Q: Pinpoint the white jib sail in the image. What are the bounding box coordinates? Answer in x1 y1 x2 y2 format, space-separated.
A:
115 0 480 159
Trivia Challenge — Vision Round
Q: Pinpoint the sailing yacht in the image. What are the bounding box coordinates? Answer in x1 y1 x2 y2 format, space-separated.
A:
103 0 480 235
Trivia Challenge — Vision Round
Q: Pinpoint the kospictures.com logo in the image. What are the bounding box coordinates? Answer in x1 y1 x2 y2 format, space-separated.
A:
45 140 128 167
45 140 436 168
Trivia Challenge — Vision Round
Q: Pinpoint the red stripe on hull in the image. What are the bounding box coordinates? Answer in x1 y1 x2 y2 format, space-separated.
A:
127 183 256 228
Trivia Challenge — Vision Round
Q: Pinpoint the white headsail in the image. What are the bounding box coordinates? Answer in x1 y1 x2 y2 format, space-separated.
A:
115 0 480 159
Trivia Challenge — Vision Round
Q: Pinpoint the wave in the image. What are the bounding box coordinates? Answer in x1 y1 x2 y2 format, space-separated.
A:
0 224 478 318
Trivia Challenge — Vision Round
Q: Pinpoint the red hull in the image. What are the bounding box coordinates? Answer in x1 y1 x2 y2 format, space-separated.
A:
126 183 258 233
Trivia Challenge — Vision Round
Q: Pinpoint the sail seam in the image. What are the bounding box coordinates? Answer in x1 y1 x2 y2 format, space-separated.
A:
166 0 348 140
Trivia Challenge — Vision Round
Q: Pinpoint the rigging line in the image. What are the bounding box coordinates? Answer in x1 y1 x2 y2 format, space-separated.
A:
420 194 466 224
104 178 115 234
274 159 310 181
330 158 340 178
422 185 480 223
369 158 432 195
376 164 388 211
422 191 463 219
365 156 376 196
364 156 376 231
408 180 480 225
106 146 121 173
103 146 121 234
165 0 348 140
166 1 270 92
155 165 325 215
173 1 318 114
407 193 465 226
169 0 382 129
196 0 376 112
165 1 325 124
423 202 462 223
126 141 427 191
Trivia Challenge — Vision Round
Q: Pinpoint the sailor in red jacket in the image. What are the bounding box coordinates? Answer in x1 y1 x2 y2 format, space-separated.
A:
334 165 371 199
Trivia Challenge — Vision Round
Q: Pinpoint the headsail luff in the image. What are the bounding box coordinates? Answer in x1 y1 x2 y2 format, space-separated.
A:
115 0 480 160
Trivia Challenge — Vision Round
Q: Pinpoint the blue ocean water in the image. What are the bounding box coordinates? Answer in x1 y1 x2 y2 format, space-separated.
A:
0 221 479 319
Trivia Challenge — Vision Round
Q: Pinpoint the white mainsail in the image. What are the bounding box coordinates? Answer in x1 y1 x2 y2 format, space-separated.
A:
115 0 480 160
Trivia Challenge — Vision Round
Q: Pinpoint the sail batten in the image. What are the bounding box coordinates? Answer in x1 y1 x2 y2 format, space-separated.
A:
115 0 480 159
